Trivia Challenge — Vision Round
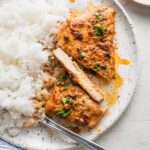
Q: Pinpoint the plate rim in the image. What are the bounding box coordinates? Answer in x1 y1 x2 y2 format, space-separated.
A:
133 0 150 7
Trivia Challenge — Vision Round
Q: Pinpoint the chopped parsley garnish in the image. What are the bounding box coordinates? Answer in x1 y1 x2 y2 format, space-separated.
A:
64 82 71 90
55 109 64 115
61 95 76 104
93 64 101 71
95 12 99 17
64 78 72 90
93 63 107 71
57 72 72 89
57 72 70 85
55 109 72 117
94 12 103 22
59 72 69 81
80 51 86 58
61 96 70 104
101 6 108 10
93 25 106 36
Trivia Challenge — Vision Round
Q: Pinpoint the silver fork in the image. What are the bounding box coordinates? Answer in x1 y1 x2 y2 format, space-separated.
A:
41 116 105 150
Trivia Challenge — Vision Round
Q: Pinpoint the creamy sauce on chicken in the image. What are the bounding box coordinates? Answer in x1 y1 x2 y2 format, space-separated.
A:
55 4 116 81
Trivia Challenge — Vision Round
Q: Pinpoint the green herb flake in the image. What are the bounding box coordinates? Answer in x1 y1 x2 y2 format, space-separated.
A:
57 72 70 85
61 96 70 104
94 12 103 22
61 109 72 117
93 63 101 71
59 72 69 81
55 109 72 117
93 63 107 71
95 12 100 17
101 6 108 10
93 25 106 36
80 51 86 58
61 95 76 104
55 109 65 115
64 82 70 90
64 79 72 90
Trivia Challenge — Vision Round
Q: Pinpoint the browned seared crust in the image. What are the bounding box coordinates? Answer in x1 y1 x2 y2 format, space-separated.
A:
55 5 116 81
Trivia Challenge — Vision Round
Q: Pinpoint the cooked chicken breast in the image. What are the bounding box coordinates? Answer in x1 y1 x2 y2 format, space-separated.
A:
55 5 116 81
45 72 106 128
53 48 104 102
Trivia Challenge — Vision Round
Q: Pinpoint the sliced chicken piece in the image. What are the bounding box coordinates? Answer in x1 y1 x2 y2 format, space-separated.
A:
55 4 116 81
53 48 104 102
45 72 106 128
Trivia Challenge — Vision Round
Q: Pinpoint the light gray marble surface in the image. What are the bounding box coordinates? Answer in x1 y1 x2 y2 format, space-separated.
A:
95 1 150 150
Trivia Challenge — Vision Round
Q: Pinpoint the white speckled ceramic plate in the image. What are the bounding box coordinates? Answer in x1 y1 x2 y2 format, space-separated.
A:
133 0 150 7
0 0 138 150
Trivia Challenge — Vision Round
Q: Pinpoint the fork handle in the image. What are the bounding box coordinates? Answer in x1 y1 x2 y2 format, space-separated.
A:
41 116 105 150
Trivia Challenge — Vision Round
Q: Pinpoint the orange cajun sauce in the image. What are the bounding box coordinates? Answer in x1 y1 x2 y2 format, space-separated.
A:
70 8 80 17
69 0 75 3
105 73 123 106
105 53 130 106
115 53 131 65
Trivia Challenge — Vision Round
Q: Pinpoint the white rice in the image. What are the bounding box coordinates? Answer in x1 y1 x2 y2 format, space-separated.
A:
0 0 69 135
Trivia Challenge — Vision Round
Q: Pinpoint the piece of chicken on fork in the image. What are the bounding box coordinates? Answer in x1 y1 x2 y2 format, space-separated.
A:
55 4 116 81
